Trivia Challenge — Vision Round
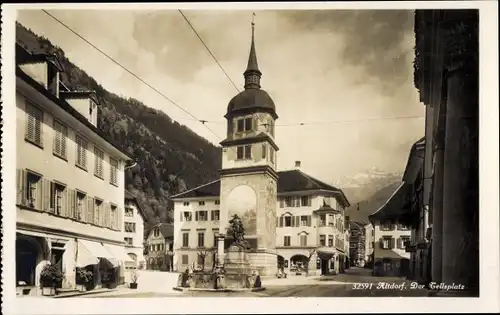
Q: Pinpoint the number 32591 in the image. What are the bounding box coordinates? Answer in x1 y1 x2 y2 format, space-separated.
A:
352 283 373 290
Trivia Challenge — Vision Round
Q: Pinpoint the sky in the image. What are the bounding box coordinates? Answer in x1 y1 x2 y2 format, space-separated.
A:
17 8 425 184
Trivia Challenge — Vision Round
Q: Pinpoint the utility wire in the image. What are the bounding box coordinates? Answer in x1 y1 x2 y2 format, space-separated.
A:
178 9 240 93
41 9 225 143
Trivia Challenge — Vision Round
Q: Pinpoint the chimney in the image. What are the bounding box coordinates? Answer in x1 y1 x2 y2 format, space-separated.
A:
60 91 99 127
295 161 301 169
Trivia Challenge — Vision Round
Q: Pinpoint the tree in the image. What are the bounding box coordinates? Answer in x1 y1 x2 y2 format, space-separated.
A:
197 249 213 271
304 249 316 277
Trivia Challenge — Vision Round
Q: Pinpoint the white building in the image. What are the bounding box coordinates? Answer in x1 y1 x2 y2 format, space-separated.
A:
369 183 412 277
171 162 351 276
15 43 135 295
124 191 147 271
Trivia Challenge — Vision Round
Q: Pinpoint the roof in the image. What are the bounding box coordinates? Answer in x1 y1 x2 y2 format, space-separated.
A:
368 182 410 221
170 169 351 207
148 223 174 239
402 137 426 182
124 191 147 221
16 61 134 162
226 89 277 118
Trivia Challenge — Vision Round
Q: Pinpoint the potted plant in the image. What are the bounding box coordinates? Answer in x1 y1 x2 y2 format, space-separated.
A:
129 270 139 289
75 268 93 292
40 264 64 296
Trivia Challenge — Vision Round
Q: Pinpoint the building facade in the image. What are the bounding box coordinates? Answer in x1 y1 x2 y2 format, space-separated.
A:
349 221 367 267
15 43 134 295
369 183 412 277
123 191 147 272
171 165 350 276
364 222 375 267
412 10 479 296
145 223 174 271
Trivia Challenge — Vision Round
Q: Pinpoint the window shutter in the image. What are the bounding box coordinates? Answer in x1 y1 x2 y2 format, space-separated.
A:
195 211 199 221
180 211 183 222
87 197 94 224
276 218 278 227
397 237 402 249
379 238 384 249
295 216 300 227
295 197 300 207
16 169 26 205
42 179 51 212
279 198 284 208
279 216 284 227
307 197 311 207
307 215 312 227
391 237 396 249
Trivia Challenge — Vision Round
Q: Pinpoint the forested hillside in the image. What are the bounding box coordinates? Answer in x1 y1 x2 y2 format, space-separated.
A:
16 23 222 233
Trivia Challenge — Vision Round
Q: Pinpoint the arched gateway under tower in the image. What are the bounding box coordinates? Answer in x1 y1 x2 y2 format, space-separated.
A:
217 18 279 276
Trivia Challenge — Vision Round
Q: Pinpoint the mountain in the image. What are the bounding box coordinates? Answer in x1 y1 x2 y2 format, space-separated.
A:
345 181 402 224
16 23 222 234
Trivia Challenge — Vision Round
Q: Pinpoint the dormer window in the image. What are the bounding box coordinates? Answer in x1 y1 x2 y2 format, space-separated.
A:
236 117 253 133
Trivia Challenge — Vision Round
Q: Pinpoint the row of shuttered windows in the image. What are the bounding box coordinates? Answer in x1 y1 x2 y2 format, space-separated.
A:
379 236 411 250
16 168 121 230
25 101 119 186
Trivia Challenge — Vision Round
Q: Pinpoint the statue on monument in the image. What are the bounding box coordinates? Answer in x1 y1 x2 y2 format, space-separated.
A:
229 214 249 248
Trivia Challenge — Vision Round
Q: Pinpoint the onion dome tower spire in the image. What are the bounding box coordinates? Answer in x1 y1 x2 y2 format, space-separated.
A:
244 13 262 90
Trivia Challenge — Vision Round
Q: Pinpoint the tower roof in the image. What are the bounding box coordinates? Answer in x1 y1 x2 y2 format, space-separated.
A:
225 14 277 119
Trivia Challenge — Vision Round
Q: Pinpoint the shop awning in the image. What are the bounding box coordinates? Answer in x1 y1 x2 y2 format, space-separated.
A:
76 239 119 268
103 244 135 265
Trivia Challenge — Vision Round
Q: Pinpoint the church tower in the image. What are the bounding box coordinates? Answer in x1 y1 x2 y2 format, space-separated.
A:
218 17 279 276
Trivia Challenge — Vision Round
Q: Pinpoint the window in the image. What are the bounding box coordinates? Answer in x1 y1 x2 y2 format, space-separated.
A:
236 118 253 132
236 145 252 160
76 191 86 221
196 211 208 221
237 119 245 132
244 118 252 131
262 144 267 159
397 223 409 231
319 235 326 246
110 205 117 229
75 136 88 169
125 207 134 217
299 234 307 247
94 199 103 226
213 231 219 246
300 216 309 226
50 182 66 216
371 241 375 249
371 230 374 236
26 172 42 209
25 101 43 146
215 200 220 205
270 148 274 163
381 236 393 249
328 214 335 227
182 255 189 265
94 147 104 179
125 222 136 233
182 212 193 221
283 236 291 247
110 158 118 186
301 196 311 207
154 229 160 237
284 216 292 227
197 232 205 247
198 201 205 206
380 220 394 231
182 232 189 247
183 201 190 206
399 236 411 249
124 237 133 246
328 235 334 247
211 210 220 221
51 120 68 160
319 214 326 227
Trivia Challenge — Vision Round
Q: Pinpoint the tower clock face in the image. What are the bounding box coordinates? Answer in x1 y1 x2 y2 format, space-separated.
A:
226 185 257 235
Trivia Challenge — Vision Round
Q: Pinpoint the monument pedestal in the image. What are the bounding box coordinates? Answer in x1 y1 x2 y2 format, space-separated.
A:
223 245 253 289
248 250 278 277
